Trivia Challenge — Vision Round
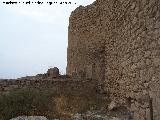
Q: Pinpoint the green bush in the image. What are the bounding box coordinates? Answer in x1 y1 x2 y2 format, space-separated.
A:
0 87 109 120
0 88 55 120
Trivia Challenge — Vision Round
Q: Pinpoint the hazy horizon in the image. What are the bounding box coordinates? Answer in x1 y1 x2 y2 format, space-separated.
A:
0 0 95 79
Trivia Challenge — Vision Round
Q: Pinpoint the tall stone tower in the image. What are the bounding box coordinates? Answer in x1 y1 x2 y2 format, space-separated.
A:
67 0 160 119
67 3 105 82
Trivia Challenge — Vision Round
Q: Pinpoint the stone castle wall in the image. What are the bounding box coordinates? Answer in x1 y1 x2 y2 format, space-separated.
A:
0 68 96 97
67 2 105 82
0 79 96 96
67 0 160 119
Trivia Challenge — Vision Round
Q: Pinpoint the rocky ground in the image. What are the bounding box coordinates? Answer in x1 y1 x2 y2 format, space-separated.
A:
10 107 132 120
72 109 132 120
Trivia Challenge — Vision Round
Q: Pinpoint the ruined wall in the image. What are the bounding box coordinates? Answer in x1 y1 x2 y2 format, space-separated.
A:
67 2 105 82
67 0 160 119
104 1 160 120
0 79 96 96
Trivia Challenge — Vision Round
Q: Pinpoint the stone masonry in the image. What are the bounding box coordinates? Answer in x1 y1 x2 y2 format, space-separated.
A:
67 0 160 120
47 67 60 78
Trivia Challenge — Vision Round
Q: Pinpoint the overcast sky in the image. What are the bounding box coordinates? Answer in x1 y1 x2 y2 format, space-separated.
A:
0 0 95 79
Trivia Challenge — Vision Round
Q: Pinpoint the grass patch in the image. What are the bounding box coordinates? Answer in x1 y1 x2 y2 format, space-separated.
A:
0 88 109 120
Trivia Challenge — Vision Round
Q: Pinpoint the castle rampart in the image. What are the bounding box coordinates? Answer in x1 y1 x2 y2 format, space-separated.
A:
67 0 160 119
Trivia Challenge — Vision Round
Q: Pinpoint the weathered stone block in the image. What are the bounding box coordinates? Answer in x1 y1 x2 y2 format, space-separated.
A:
47 67 59 78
